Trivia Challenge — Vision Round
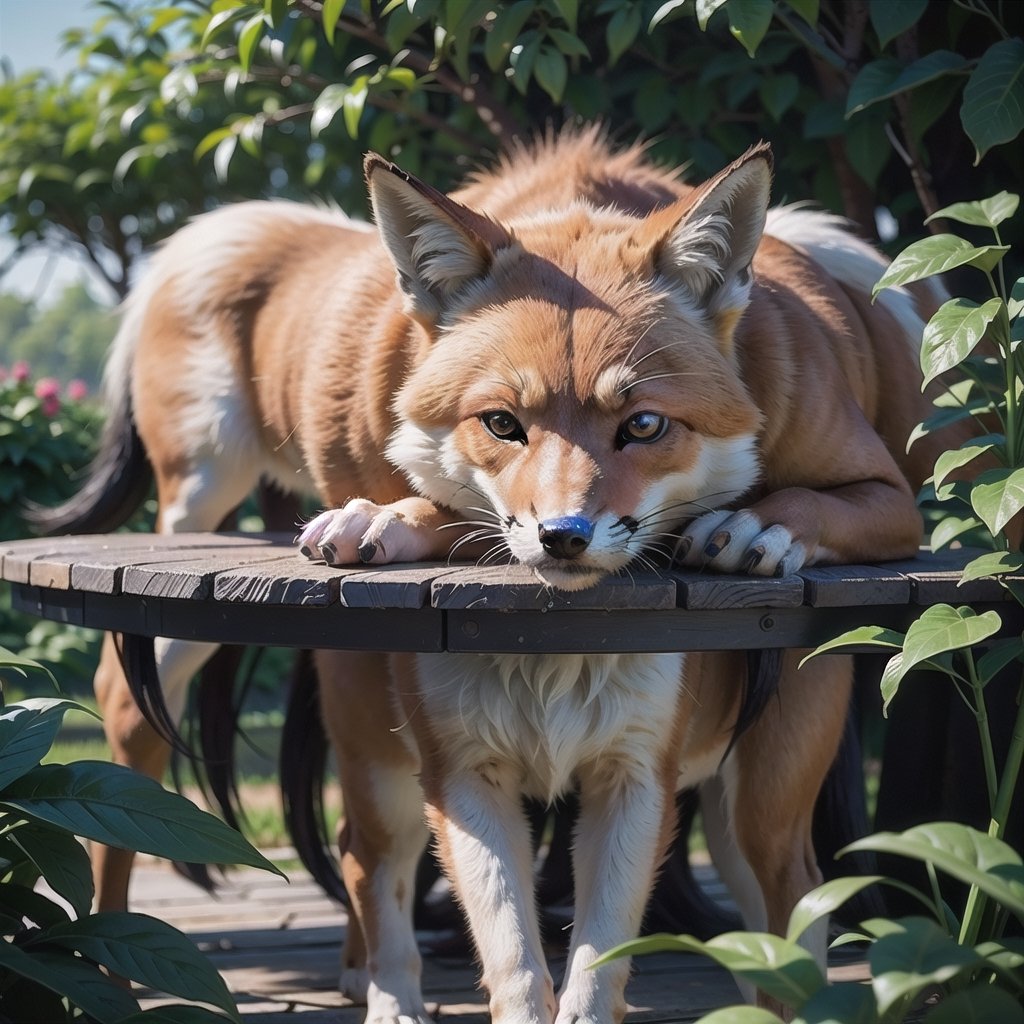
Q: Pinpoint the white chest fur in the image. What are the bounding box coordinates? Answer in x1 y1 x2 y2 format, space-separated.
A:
413 651 686 801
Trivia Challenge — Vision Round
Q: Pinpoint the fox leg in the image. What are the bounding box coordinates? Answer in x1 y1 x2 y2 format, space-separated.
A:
92 461 255 912
555 760 679 1024
315 650 432 1023
426 769 556 1024
726 651 853 1002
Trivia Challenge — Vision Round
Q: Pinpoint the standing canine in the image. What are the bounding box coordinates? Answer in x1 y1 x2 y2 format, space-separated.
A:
40 129 940 1022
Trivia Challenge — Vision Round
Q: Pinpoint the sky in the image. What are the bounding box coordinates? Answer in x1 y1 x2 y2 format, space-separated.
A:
0 0 112 306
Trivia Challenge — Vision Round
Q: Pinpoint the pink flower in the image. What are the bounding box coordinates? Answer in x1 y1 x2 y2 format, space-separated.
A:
35 378 61 416
11 360 30 382
67 379 88 401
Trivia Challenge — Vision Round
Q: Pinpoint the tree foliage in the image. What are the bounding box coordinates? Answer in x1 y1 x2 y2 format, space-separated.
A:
1 0 1021 302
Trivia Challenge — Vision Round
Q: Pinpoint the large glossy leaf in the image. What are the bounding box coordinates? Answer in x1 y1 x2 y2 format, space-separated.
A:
961 38 1024 165
921 298 1003 387
8 820 93 917
36 911 239 1020
787 876 886 941
794 981 878 1024
971 466 1024 535
692 1008 783 1024
599 931 824 1007
932 435 1002 492
0 941 140 1022
959 550 1024 584
874 235 1009 295
869 0 927 48
727 0 774 58
484 2 534 70
930 515 984 551
846 58 901 117
843 824 1024 921
869 917 982 1016
925 986 1024 1024
0 761 283 876
801 625 905 666
928 192 1020 229
0 698 93 790
0 881 70 931
899 604 1001 674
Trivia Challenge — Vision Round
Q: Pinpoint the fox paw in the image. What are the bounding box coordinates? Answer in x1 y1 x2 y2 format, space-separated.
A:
675 509 807 577
298 499 432 566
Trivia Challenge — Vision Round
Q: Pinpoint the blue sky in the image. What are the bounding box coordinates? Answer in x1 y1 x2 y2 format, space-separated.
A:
0 0 111 305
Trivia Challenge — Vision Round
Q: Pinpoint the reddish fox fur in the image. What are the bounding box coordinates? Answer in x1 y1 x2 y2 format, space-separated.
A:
70 129 944 1022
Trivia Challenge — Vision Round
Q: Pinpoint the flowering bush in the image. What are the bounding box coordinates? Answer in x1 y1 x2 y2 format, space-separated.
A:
0 364 100 542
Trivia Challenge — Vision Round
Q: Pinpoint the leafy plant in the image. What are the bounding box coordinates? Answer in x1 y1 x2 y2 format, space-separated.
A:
598 196 1024 1022
0 646 284 1022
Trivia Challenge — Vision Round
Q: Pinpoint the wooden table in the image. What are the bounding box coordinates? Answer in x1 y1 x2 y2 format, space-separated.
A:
2 532 1019 656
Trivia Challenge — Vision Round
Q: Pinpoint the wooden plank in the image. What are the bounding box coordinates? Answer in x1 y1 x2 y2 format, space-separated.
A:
338 563 467 609
884 549 1010 604
672 570 805 610
122 545 297 600
213 555 354 606
798 564 911 607
432 565 677 611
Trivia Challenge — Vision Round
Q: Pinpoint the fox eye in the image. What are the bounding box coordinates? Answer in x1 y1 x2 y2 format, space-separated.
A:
617 411 668 447
482 411 527 443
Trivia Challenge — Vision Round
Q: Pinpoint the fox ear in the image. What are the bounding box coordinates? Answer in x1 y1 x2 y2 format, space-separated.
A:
648 143 772 345
365 154 511 324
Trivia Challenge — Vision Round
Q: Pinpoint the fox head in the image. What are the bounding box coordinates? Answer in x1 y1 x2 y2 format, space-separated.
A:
366 146 772 591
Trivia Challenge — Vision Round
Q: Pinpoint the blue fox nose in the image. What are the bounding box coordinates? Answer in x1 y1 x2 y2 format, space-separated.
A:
538 516 594 559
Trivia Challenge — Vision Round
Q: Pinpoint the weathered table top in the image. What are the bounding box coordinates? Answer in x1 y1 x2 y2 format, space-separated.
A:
2 532 1016 654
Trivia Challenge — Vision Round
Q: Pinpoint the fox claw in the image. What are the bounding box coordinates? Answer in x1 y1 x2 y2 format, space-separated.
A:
298 499 438 566
677 509 807 576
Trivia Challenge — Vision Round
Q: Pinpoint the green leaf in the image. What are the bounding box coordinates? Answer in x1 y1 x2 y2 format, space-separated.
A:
930 515 984 551
0 882 71 930
760 74 799 122
599 931 825 1008
547 28 589 58
36 911 239 1020
795 981 878 1024
847 58 902 117
213 134 237 183
959 550 1024 584
343 79 368 138
928 192 1020 230
0 941 140 1022
869 0 926 48
869 916 982 1016
785 0 818 27
552 0 578 31
1009 277 1024 320
800 625 905 666
931 435 1000 492
649 0 690 32
727 0 773 58
690 1008 784 1024
787 875 886 941
0 698 92 790
696 0 728 30
193 126 235 161
925 986 1024 1024
200 6 248 47
9 822 94 918
843 823 1024 921
921 298 1004 387
534 45 568 102
0 761 284 876
901 604 1002 672
507 33 540 94
484 2 535 71
606 4 641 65
975 638 1022 684
961 38 1024 165
874 235 1011 295
971 466 1024 535
321 0 346 45
237 13 265 73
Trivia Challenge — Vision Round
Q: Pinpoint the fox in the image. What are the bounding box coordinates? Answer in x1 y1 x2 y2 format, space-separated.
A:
35 127 943 1023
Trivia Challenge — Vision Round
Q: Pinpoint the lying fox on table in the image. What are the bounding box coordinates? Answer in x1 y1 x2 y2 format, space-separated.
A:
39 127 947 1022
